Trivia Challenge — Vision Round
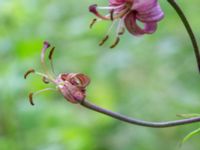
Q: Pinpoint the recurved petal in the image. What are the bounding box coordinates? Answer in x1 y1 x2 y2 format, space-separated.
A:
132 0 157 11
109 0 127 6
143 22 157 34
124 12 157 36
124 12 144 35
136 3 164 22
71 73 90 88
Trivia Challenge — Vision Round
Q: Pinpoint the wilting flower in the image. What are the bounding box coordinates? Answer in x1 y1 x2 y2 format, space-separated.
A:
89 0 164 48
24 41 90 105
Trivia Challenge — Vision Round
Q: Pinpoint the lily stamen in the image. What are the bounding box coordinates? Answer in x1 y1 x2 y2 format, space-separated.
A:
111 7 130 20
24 68 56 85
110 9 114 21
24 69 52 83
118 27 125 35
24 69 35 79
110 36 120 48
99 20 116 46
90 18 97 28
40 41 55 81
116 19 125 35
42 76 50 84
48 46 56 76
99 35 109 46
29 88 57 105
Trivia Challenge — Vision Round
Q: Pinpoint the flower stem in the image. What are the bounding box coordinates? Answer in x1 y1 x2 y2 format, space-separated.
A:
81 99 200 128
167 0 200 73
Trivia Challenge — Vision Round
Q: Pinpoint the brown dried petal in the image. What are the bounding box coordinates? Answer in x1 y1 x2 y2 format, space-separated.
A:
58 82 85 103
60 73 90 88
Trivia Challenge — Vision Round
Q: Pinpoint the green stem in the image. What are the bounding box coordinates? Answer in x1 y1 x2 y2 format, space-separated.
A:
167 0 200 73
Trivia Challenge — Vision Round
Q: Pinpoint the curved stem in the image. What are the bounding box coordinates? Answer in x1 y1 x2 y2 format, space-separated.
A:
167 0 200 73
81 99 200 128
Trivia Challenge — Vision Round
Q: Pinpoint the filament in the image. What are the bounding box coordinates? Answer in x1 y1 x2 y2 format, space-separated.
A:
24 69 35 79
48 46 56 76
29 88 57 105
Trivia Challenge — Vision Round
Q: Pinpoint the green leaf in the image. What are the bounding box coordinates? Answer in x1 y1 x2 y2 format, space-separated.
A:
181 128 200 145
176 113 200 119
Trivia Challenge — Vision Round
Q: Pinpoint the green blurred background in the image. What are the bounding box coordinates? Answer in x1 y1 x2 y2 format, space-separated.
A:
0 0 200 149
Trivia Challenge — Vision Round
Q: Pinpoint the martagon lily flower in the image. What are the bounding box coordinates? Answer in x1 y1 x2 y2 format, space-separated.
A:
24 41 90 105
89 0 164 48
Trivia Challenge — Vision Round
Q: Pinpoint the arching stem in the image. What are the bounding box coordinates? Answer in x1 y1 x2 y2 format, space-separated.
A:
81 99 200 128
167 0 200 73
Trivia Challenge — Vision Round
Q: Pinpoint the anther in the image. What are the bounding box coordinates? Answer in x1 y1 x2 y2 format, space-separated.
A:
118 27 125 35
90 18 97 29
42 76 49 84
24 69 35 79
48 46 55 60
110 10 114 21
29 92 34 105
110 37 120 48
99 35 109 46
48 46 56 75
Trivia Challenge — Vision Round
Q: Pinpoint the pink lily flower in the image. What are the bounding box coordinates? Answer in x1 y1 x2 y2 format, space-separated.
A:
89 0 164 48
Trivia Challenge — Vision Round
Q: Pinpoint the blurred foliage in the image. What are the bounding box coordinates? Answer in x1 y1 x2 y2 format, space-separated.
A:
0 0 200 150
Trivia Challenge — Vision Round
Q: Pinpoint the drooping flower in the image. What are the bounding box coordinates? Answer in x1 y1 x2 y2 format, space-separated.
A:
89 0 164 48
24 41 90 105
